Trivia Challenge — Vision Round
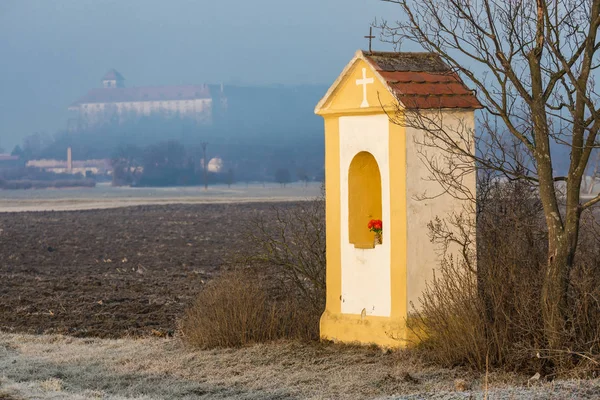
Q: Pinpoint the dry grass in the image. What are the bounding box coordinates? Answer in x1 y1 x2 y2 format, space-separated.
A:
2 332 600 399
179 269 318 348
411 179 600 377
179 194 326 349
0 332 441 399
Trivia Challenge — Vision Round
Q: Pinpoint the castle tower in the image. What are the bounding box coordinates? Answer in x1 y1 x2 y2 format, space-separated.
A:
102 69 125 88
315 50 481 347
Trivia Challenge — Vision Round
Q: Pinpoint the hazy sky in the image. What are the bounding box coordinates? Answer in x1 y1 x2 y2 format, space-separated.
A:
0 0 400 151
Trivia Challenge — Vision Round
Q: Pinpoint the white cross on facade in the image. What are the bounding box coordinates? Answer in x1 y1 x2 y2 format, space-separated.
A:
356 68 374 108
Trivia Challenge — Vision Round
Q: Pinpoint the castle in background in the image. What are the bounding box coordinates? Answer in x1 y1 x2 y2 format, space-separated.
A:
68 69 227 130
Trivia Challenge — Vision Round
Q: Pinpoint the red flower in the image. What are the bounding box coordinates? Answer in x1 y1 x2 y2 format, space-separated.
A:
368 219 383 234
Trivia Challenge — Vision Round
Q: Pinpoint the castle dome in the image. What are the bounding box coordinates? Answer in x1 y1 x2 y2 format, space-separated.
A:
102 69 125 88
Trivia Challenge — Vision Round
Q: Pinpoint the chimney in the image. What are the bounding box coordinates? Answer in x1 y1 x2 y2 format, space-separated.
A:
67 147 73 173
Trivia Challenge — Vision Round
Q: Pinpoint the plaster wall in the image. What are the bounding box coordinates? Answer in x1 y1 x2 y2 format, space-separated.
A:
339 114 391 317
74 99 212 125
404 110 476 308
318 58 397 116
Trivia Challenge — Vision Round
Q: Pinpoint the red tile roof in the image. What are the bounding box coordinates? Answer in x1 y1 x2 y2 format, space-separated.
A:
71 85 212 106
364 51 482 110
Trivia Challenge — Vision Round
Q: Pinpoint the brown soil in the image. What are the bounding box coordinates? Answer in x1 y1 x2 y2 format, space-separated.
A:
0 203 287 338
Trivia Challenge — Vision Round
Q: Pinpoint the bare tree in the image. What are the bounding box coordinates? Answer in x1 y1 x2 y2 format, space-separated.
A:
111 144 142 186
201 142 208 190
378 0 600 349
296 167 310 187
245 194 326 314
226 168 235 188
275 168 291 188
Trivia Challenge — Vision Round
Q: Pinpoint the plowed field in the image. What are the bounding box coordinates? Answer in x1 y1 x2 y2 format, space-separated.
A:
0 203 286 338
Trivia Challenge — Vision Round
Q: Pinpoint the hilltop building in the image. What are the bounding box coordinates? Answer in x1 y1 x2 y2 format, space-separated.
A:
69 69 226 129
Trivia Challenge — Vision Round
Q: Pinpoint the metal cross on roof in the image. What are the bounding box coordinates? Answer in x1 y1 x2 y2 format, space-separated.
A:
364 27 376 54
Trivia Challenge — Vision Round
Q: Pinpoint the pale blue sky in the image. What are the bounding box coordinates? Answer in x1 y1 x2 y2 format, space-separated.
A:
0 0 401 150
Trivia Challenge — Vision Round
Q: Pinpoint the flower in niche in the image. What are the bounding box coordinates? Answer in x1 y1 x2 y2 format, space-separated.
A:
368 219 382 235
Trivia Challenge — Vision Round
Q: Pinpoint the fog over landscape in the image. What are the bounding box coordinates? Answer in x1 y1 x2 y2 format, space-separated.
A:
0 0 396 151
0 1 409 189
0 0 583 185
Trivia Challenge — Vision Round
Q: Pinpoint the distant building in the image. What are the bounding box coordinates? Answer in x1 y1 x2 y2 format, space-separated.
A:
0 154 23 169
24 147 109 175
69 69 225 129
26 158 111 176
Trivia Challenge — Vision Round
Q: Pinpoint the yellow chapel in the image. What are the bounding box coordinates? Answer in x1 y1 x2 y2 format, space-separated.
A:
315 50 481 347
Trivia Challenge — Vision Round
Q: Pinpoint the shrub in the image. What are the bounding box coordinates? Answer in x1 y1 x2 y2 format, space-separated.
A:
181 192 326 349
244 194 326 316
409 178 600 377
180 269 318 349
274 168 291 187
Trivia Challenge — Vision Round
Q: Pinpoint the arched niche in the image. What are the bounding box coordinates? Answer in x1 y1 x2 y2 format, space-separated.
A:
348 151 382 248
